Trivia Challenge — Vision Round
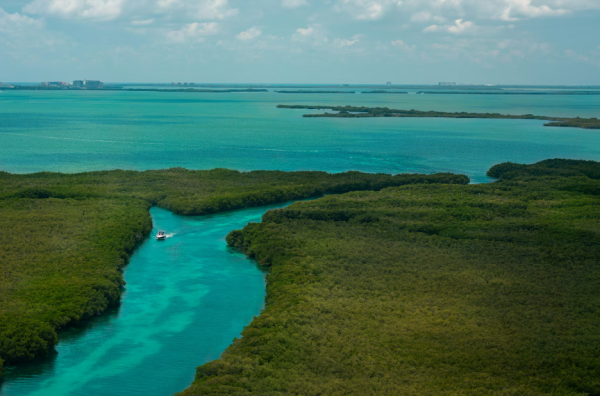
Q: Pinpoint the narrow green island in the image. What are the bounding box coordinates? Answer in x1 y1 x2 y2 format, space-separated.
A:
417 91 600 95
0 169 462 376
275 90 356 94
115 88 269 93
361 90 408 94
179 159 600 395
277 105 600 129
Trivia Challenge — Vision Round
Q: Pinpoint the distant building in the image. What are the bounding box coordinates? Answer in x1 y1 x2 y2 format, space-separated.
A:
387 82 391 86
184 82 188 86
439 82 457 86
171 82 175 85
84 80 103 89
41 81 66 87
73 80 84 88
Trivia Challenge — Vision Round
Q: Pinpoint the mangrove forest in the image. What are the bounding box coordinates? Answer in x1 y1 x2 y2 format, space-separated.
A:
0 168 464 376
179 159 600 395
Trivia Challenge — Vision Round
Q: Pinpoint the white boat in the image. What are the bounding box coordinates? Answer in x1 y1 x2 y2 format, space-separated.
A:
155 231 167 240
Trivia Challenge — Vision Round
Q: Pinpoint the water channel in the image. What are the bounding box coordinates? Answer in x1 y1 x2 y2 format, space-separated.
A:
0 204 290 396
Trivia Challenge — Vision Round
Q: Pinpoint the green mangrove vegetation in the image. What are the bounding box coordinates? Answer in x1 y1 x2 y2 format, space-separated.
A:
277 105 600 130
417 91 600 95
275 91 356 94
360 90 408 94
0 168 465 376
180 159 600 395
113 88 269 93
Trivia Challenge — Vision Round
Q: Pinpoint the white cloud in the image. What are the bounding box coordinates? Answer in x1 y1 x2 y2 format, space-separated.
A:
410 10 445 23
424 19 474 34
23 0 124 20
131 18 154 25
293 24 327 40
333 34 362 47
155 0 237 20
410 11 431 23
291 24 330 49
0 7 67 60
499 0 568 21
565 48 600 67
237 26 261 41
166 22 218 43
282 0 308 9
334 0 401 20
0 7 43 32
334 0 597 24
391 39 415 50
296 26 314 36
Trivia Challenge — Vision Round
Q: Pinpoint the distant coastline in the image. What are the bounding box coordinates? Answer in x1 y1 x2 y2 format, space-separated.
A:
3 85 600 95
361 90 408 94
275 90 356 94
114 88 269 93
417 91 600 95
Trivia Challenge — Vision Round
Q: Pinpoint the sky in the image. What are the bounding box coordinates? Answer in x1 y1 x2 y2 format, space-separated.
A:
0 0 599 84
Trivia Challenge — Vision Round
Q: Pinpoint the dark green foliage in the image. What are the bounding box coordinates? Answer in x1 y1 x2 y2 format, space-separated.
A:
114 88 268 93
486 162 527 178
1 168 468 216
0 168 462 375
275 91 356 94
0 197 153 373
545 118 600 129
180 159 600 395
489 159 600 180
0 316 58 363
417 91 600 95
277 105 600 130
361 90 408 94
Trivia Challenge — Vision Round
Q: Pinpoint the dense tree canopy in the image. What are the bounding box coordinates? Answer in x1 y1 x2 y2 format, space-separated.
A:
179 159 600 395
0 168 464 375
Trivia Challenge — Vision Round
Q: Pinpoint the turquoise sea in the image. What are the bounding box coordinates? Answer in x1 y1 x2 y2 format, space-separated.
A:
1 90 599 182
1 90 599 395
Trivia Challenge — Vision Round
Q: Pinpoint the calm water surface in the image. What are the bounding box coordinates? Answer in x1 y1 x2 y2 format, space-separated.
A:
1 90 599 182
0 205 289 396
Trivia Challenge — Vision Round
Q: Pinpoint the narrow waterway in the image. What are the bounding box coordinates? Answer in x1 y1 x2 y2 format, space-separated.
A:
1 204 290 396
